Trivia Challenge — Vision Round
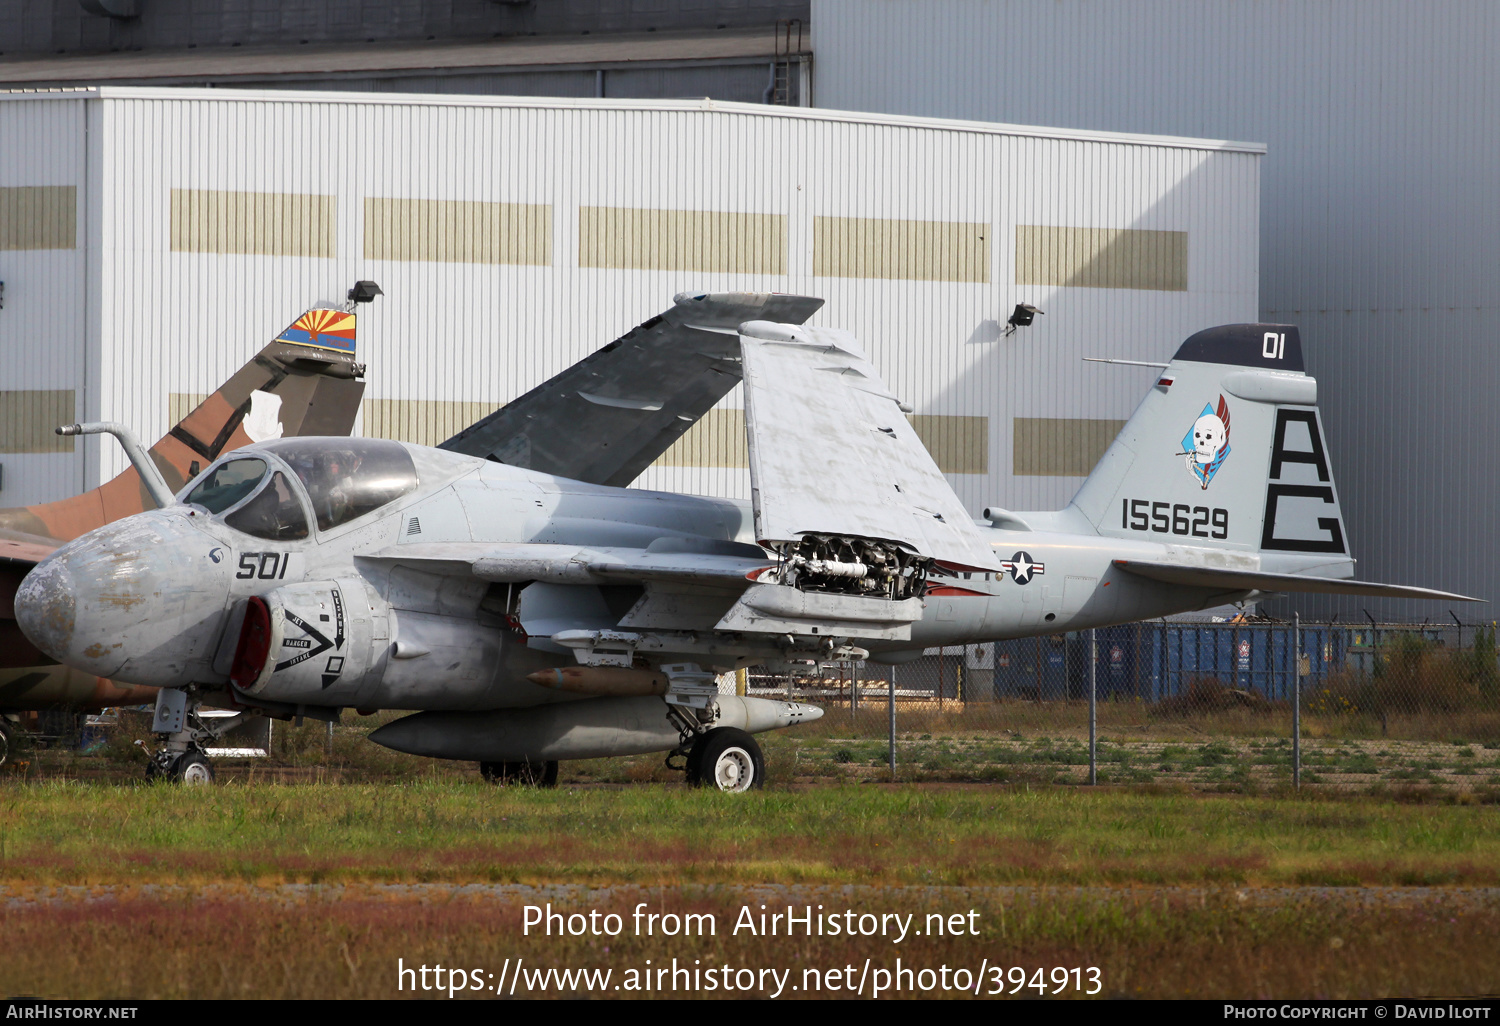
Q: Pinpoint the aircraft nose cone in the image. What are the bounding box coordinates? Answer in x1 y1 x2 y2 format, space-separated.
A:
15 557 77 663
14 511 232 684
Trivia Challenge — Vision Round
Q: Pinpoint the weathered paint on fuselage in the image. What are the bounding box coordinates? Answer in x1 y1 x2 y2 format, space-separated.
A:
18 441 1235 715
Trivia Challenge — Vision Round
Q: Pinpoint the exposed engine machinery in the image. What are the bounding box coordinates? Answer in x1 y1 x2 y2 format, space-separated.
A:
770 534 930 600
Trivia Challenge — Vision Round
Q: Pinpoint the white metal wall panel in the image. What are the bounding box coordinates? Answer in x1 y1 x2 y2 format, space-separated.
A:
0 98 87 504
0 89 1257 531
813 0 1497 617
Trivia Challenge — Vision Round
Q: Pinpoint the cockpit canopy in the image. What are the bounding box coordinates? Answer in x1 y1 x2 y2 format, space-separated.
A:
183 438 419 540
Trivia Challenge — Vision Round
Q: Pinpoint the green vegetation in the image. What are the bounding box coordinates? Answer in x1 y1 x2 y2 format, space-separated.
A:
15 704 1500 795
5 744 1500 999
0 782 1497 888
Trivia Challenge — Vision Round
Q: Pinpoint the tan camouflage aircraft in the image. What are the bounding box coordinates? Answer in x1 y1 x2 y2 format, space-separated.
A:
0 298 368 760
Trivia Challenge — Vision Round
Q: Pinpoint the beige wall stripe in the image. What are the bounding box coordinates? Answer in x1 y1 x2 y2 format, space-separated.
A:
1013 417 1126 476
167 393 209 428
0 186 76 251
1016 225 1187 291
579 207 785 274
170 189 336 257
908 414 989 474
364 198 552 265
0 390 75 453
813 216 990 283
653 408 749 469
362 399 499 448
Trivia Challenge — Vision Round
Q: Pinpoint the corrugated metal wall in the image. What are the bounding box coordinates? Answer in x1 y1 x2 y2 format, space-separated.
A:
0 89 1258 528
812 0 1499 619
0 98 88 503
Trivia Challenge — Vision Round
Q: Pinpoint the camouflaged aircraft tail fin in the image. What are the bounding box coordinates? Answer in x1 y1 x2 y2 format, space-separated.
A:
0 304 366 551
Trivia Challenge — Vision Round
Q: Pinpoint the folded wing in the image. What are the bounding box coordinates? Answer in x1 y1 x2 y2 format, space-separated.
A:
440 292 824 487
738 320 999 571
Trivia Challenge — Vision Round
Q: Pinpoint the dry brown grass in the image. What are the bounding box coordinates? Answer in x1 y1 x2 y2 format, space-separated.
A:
2 885 1496 999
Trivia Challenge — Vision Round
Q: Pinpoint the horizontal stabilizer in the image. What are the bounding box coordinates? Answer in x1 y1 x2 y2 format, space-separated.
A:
1113 560 1482 603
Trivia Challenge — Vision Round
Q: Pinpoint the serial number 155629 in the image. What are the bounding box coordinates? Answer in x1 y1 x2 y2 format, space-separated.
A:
1122 498 1229 539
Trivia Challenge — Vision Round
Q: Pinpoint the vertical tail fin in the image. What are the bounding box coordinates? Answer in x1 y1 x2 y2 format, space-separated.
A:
0 306 366 547
1071 324 1352 574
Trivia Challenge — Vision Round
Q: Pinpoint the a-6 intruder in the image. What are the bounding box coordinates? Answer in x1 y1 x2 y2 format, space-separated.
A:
14 295 1474 790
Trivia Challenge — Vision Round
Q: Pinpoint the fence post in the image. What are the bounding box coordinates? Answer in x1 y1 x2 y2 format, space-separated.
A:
888 666 897 781
1088 628 1098 786
1293 612 1302 790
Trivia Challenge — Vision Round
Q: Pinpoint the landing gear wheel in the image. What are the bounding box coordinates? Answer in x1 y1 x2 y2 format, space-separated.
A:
146 751 214 784
479 759 558 787
144 751 175 782
174 754 215 785
0 720 10 768
686 728 764 792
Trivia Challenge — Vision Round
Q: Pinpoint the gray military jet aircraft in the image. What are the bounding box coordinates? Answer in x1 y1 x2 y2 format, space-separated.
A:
14 294 1475 789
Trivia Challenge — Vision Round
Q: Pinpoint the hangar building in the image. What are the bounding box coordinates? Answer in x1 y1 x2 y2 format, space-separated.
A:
0 0 812 105
0 87 1259 532
812 0 1497 619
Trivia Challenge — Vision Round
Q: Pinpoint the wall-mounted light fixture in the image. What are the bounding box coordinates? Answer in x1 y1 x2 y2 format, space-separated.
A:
347 280 383 305
1003 303 1043 337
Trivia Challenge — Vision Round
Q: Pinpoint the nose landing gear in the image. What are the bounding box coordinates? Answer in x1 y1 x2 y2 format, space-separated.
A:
141 687 251 785
141 742 216 785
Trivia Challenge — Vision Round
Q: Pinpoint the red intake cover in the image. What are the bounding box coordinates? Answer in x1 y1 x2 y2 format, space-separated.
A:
229 596 273 690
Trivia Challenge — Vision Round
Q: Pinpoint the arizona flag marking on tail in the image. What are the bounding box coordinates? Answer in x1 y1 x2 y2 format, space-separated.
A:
277 309 356 353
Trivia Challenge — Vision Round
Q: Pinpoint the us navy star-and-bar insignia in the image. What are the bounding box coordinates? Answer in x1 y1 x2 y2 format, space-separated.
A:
1001 551 1045 585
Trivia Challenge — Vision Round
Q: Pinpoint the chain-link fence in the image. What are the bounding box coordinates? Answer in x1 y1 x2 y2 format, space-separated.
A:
742 618 1500 793
14 619 1498 791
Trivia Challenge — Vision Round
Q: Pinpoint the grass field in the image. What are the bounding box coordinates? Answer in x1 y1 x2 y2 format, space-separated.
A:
1 783 1498 999
4 883 1498 1000
20 705 1500 796
1 784 1498 888
7 714 1500 1000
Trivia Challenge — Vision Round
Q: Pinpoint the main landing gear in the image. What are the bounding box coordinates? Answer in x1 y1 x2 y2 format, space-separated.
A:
479 759 559 787
683 727 765 793
659 664 767 792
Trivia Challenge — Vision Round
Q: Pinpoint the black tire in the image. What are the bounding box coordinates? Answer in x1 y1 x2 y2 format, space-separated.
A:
683 741 706 784
0 720 10 768
688 728 764 792
145 753 174 782
479 759 558 787
174 753 215 785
